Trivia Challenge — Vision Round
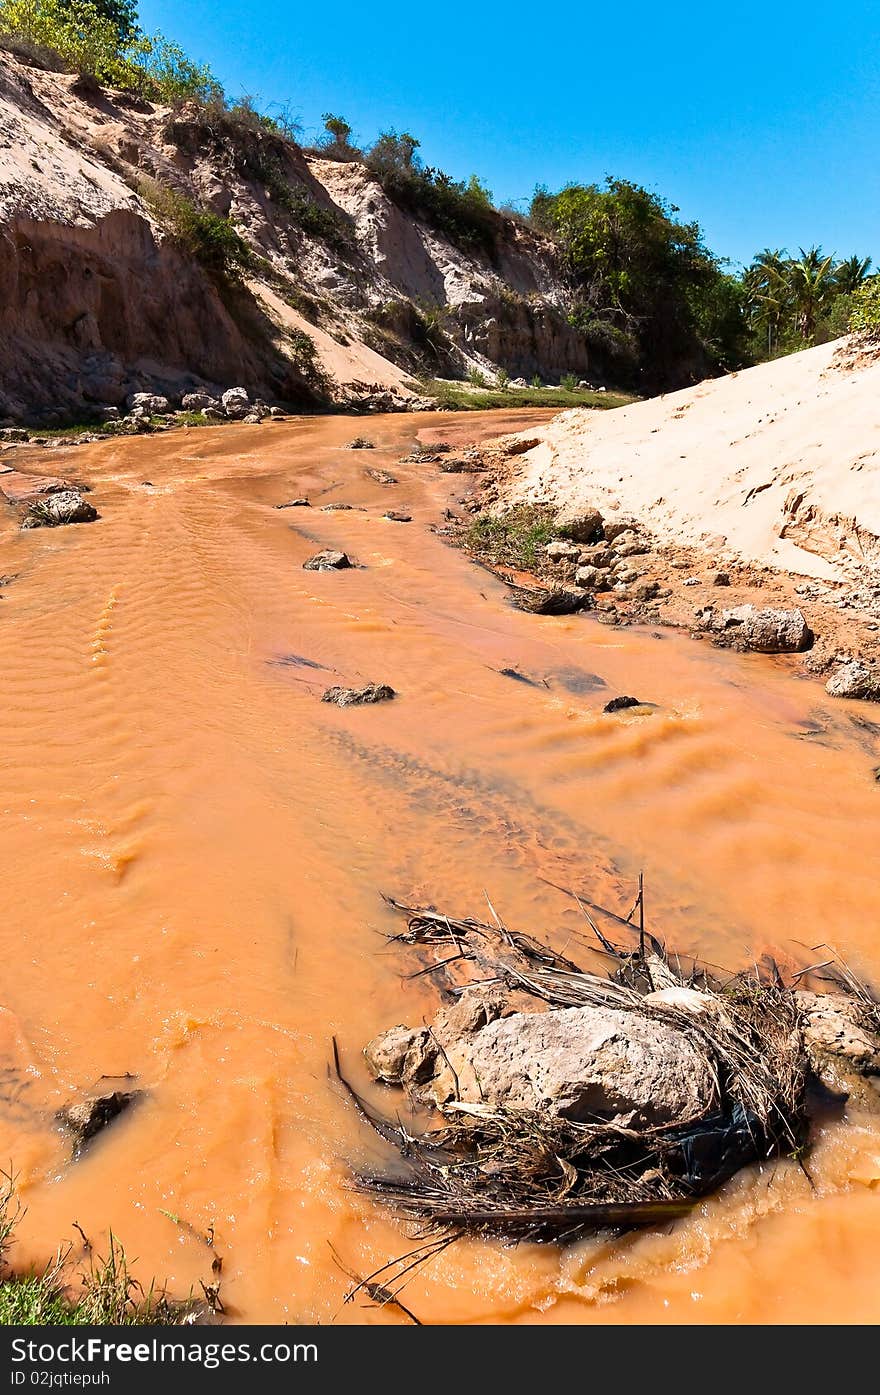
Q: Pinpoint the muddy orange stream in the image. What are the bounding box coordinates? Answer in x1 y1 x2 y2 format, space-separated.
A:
1 408 880 1325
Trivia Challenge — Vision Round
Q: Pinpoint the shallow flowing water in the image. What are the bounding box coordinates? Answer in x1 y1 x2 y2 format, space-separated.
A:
1 408 880 1324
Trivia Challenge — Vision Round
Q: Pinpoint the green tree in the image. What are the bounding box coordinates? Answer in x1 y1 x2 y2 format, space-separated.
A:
369 130 421 173
531 177 749 386
322 113 350 146
786 246 836 340
84 0 138 40
834 254 872 295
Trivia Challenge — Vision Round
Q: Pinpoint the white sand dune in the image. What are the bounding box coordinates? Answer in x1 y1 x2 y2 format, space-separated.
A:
505 339 880 581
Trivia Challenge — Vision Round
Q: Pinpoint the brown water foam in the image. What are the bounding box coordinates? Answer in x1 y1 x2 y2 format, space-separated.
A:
1 409 880 1323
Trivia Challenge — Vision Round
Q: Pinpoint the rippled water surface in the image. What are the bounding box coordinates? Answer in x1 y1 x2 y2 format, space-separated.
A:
2 409 880 1324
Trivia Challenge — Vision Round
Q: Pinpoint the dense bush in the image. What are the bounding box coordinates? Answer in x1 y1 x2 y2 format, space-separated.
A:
848 276 880 333
140 180 251 279
531 178 750 387
367 130 499 256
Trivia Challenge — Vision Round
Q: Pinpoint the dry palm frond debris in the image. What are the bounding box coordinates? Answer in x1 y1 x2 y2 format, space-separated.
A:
335 883 880 1257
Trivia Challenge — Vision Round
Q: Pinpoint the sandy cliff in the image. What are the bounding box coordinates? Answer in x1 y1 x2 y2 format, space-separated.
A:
0 51 587 421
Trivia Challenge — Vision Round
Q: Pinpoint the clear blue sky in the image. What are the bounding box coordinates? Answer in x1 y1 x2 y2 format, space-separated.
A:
138 0 879 270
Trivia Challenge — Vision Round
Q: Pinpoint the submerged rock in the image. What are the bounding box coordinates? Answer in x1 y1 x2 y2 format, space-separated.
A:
603 695 642 712
21 490 98 528
275 498 311 509
58 1088 142 1153
365 468 398 485
322 683 395 706
303 550 352 571
383 510 412 522
344 437 375 450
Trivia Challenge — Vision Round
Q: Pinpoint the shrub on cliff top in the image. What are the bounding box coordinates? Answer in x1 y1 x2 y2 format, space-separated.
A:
0 0 220 102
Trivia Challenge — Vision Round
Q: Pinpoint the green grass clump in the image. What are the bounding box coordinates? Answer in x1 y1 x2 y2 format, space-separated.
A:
422 379 634 411
464 506 558 572
0 1174 193 1325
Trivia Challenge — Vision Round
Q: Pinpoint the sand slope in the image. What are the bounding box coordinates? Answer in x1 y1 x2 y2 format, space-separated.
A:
505 339 880 581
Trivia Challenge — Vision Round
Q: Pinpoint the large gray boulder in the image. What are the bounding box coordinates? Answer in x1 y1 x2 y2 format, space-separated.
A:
181 391 220 412
368 1002 716 1127
716 604 812 653
796 991 880 1083
127 392 170 415
221 387 251 419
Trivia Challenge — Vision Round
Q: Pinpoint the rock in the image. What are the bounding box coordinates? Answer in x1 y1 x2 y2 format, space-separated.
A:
321 683 395 706
242 411 263 424
365 468 398 485
221 387 251 419
718 604 813 653
364 1025 425 1082
614 538 650 558
632 580 660 602
603 519 636 544
181 391 219 412
578 547 614 569
58 1088 142 1152
825 661 880 700
344 437 375 449
509 377 528 388
275 498 311 509
545 540 581 563
202 407 226 421
574 564 605 588
98 407 120 422
127 392 170 415
796 991 880 1085
0 428 28 442
383 510 412 522
710 570 730 586
21 490 98 528
321 503 356 512
437 1003 716 1125
604 695 642 712
303 550 352 571
555 506 604 544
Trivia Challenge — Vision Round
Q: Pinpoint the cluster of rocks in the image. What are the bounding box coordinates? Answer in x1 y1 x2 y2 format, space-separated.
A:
347 386 439 414
540 508 672 610
1 387 289 451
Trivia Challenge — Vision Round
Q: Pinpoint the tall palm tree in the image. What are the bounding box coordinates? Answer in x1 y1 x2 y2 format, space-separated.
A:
743 248 788 354
834 254 872 295
785 246 836 341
